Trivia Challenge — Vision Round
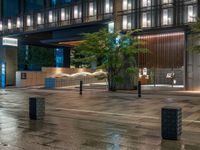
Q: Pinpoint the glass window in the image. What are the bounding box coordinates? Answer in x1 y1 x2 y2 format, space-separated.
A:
122 15 132 30
73 5 82 19
26 15 32 26
48 11 53 23
0 22 2 31
105 0 113 13
123 0 132 10
16 17 22 28
162 0 173 4
142 0 151 7
7 19 12 30
142 12 151 28
60 8 70 21
162 8 173 25
185 5 197 23
89 2 97 16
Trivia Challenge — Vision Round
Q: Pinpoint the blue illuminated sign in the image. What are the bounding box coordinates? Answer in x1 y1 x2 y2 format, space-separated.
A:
0 62 6 88
56 48 64 67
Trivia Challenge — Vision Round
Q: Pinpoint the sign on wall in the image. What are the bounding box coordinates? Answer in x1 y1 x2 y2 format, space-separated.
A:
2 37 18 47
21 73 27 80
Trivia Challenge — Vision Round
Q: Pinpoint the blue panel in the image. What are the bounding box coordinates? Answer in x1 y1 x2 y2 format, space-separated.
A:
56 48 64 67
0 62 6 88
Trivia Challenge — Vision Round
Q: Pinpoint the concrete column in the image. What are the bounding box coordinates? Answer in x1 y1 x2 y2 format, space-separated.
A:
186 34 200 90
0 45 18 86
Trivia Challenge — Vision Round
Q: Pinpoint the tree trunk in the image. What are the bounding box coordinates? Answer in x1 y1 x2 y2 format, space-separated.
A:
107 69 116 91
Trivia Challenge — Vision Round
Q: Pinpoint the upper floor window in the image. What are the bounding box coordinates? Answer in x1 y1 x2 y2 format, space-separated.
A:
60 7 70 21
142 0 151 7
89 2 97 16
123 0 132 10
37 13 44 25
48 11 54 23
122 15 132 30
142 12 151 28
162 8 173 25
162 0 173 4
186 5 197 23
105 0 113 13
16 17 21 28
26 15 32 26
8 19 12 30
73 5 82 19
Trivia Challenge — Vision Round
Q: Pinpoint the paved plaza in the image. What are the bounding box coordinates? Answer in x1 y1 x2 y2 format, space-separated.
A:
0 87 199 150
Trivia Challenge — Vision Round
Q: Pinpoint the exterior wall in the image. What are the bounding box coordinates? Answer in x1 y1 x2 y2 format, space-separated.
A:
186 34 200 90
139 32 185 68
16 67 99 87
154 68 183 85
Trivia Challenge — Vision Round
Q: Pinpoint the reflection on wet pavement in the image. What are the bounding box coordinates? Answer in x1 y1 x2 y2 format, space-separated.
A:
0 88 199 149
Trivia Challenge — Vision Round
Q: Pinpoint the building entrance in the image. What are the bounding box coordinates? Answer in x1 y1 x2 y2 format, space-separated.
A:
138 32 185 89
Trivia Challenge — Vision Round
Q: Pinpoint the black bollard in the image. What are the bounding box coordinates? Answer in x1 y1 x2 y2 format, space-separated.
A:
138 81 141 98
161 107 182 140
29 97 45 120
80 80 83 95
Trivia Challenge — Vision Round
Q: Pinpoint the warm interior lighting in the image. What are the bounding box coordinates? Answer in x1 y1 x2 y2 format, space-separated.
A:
59 40 84 46
0 21 2 31
37 13 42 25
188 5 195 22
49 11 53 23
123 0 128 10
105 0 110 13
16 17 21 28
138 32 185 39
55 68 62 74
27 15 31 26
108 22 114 33
89 2 94 16
123 15 128 29
61 8 65 21
74 5 78 19
8 19 12 29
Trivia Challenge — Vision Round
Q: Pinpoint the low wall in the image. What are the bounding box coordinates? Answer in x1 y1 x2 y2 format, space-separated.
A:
16 68 97 88
45 76 106 89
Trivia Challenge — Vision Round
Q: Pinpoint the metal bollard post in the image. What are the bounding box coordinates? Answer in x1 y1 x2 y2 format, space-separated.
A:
80 80 83 95
138 81 141 98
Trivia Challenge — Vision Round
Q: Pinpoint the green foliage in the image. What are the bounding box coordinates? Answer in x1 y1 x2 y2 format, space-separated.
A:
190 18 200 32
189 18 200 53
18 46 55 70
73 29 148 90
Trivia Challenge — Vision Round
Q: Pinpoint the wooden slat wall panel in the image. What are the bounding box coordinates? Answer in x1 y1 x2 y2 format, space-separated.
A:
138 32 185 68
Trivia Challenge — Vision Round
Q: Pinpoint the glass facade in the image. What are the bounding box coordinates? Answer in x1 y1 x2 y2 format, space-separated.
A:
3 0 19 17
122 0 199 30
0 0 200 33
25 0 44 12
51 0 72 6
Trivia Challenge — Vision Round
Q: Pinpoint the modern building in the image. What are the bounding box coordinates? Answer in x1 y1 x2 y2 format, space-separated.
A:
0 0 199 90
